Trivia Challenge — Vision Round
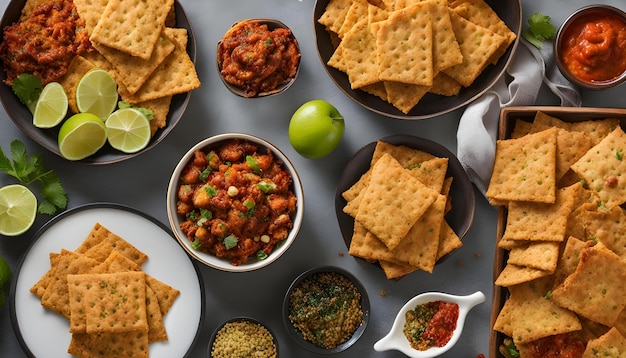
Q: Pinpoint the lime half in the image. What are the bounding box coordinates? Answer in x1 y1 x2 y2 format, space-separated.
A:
33 82 68 128
58 113 107 160
76 68 118 120
106 108 151 153
0 184 37 236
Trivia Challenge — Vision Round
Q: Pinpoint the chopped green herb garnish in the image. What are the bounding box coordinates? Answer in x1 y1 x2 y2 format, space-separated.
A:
0 139 67 215
522 13 557 49
257 181 276 193
246 155 260 173
256 250 268 261
197 208 212 226
223 235 238 250
544 290 552 300
617 149 623 161
199 167 212 181
191 238 203 250
204 184 218 197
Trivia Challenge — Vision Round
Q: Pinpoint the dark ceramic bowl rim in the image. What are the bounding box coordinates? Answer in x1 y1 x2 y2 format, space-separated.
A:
207 316 279 357
0 0 196 164
554 4 626 90
216 18 301 98
166 132 305 273
282 265 370 354
312 0 522 119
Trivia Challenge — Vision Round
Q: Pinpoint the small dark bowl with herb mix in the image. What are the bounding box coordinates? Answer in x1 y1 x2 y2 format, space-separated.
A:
208 316 278 358
282 266 370 354
166 133 304 272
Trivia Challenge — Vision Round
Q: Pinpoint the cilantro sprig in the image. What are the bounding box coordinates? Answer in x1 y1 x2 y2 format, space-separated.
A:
523 13 557 49
0 140 67 215
11 73 42 114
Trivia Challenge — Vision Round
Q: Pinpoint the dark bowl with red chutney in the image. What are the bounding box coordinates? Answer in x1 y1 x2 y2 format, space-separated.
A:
555 4 626 90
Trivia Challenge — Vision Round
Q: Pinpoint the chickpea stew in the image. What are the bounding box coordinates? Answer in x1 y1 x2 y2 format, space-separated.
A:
175 138 298 266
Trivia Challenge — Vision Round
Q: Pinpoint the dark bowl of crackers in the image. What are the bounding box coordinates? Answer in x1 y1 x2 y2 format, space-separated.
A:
554 4 626 90
282 265 370 354
166 133 305 273
313 0 521 119
335 135 475 280
489 106 626 357
208 316 278 358
0 0 200 164
216 18 301 98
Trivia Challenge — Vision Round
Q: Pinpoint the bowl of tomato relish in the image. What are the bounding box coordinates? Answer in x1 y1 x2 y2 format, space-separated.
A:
166 133 304 272
555 5 626 90
216 19 301 98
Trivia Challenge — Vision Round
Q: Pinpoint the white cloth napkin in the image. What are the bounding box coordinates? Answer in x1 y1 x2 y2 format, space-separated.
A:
456 39 582 194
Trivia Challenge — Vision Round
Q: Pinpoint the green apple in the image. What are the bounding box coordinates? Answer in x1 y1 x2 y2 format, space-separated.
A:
288 100 345 159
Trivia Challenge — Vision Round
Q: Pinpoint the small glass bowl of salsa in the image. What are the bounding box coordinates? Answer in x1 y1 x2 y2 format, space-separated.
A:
555 5 626 90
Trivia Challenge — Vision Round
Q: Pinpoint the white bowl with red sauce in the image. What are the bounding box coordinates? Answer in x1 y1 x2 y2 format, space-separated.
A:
555 5 626 90
166 133 304 272
373 291 485 357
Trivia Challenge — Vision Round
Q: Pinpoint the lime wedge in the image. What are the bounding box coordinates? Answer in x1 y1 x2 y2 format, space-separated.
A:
58 113 107 160
76 68 118 120
33 82 68 128
106 108 151 153
0 184 37 236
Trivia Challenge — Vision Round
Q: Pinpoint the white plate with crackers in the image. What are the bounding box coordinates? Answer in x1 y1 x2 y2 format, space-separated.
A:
489 106 626 357
335 135 475 279
0 0 200 164
9 203 204 357
314 0 521 119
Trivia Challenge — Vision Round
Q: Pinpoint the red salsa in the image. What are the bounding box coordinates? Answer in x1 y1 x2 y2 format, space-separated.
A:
175 139 297 266
217 20 300 97
518 332 586 358
560 10 626 83
403 300 459 350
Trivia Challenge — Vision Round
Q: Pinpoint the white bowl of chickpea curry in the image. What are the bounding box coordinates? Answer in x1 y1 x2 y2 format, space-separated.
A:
166 133 304 272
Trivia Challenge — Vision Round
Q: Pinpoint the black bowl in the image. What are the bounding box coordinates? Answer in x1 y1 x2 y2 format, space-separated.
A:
335 135 475 270
0 0 196 164
282 266 370 354
313 0 522 119
207 316 278 357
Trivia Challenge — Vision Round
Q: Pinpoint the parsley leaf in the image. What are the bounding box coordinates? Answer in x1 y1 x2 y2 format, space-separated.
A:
11 74 42 114
523 13 557 49
0 140 67 215
118 101 154 121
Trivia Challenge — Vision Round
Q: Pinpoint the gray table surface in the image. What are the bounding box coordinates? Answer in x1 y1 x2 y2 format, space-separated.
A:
1 0 624 357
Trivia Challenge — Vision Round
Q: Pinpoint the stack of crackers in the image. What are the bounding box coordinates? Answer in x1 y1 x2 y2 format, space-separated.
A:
488 112 626 355
342 141 463 279
47 0 201 136
31 223 180 358
318 0 516 114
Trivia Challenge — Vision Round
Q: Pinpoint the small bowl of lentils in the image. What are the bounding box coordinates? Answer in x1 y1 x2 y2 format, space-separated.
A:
282 265 370 354
208 316 278 358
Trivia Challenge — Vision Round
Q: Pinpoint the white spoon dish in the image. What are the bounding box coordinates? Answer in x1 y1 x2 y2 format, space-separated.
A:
374 291 485 357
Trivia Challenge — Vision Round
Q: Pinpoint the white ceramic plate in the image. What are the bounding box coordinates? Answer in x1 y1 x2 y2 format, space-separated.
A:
9 203 204 357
